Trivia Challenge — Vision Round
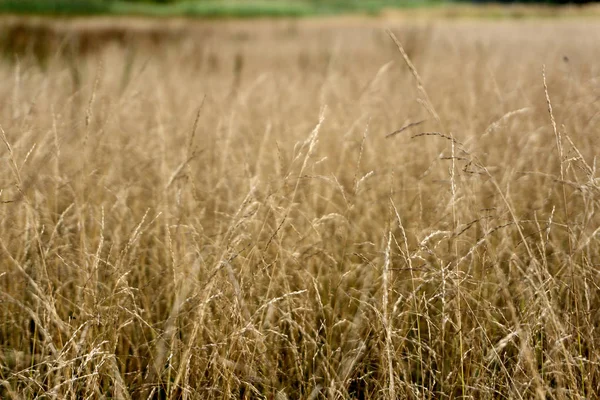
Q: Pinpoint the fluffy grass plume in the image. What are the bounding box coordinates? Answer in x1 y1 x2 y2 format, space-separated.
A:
0 16 599 399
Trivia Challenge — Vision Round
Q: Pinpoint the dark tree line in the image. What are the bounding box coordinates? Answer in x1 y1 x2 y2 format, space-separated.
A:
104 0 598 5
469 0 594 3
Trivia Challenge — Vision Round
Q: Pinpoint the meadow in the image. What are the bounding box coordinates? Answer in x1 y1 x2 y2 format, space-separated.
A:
0 0 444 18
0 15 600 399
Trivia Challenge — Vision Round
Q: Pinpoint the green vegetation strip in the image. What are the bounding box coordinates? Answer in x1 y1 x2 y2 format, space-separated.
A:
0 0 444 18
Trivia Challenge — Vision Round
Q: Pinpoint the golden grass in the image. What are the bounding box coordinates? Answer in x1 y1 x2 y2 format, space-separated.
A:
1 16 600 399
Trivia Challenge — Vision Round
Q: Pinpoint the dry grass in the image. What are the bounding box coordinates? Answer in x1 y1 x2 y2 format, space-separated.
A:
1 16 600 399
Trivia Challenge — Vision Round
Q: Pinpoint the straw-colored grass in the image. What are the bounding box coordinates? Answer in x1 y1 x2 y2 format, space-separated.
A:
1 16 600 399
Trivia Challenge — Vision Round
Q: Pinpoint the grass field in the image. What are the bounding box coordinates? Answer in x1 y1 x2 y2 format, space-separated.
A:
2 0 600 19
0 0 446 18
1 16 600 399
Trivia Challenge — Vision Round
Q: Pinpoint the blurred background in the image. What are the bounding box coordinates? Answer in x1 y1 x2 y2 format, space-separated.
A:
0 0 598 18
